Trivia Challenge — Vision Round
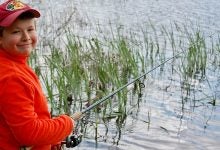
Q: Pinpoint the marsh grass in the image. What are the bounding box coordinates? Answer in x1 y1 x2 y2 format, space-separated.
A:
178 30 207 96
28 20 220 144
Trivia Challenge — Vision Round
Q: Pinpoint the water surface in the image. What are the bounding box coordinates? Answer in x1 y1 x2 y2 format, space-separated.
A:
4 0 220 149
36 1 220 150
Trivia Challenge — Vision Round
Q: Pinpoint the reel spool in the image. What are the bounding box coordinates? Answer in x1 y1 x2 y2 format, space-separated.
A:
62 134 82 148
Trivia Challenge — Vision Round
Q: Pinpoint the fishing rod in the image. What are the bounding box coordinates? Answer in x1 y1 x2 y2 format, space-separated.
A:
81 51 183 114
63 50 184 148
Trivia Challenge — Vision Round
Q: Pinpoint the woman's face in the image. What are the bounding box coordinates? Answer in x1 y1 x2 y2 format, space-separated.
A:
0 18 37 57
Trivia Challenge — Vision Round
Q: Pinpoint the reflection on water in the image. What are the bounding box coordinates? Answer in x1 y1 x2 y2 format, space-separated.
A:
71 67 220 150
1 0 219 149
40 0 220 150
29 0 220 37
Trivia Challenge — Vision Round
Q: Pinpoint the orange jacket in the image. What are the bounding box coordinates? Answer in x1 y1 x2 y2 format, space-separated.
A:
0 50 73 150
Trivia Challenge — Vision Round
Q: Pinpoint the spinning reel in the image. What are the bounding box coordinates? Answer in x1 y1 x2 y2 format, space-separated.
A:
62 133 82 148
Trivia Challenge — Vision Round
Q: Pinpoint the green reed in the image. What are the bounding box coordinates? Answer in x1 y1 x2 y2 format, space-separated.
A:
28 19 220 144
179 30 207 95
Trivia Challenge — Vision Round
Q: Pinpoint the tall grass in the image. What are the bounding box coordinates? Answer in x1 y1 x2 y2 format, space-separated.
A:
28 20 220 144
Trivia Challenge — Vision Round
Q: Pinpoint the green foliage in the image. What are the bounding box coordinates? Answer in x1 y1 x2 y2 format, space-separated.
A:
28 21 220 142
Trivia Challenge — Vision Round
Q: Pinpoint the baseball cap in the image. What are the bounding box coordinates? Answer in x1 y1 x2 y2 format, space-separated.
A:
0 0 40 27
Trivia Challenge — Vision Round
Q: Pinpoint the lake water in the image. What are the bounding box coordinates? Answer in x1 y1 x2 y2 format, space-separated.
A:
2 0 220 150
33 0 220 37
41 1 219 150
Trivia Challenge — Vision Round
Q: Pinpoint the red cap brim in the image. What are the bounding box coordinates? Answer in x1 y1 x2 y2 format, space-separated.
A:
0 9 40 27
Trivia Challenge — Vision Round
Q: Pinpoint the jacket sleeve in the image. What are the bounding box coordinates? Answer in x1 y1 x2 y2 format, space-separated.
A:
1 75 74 146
